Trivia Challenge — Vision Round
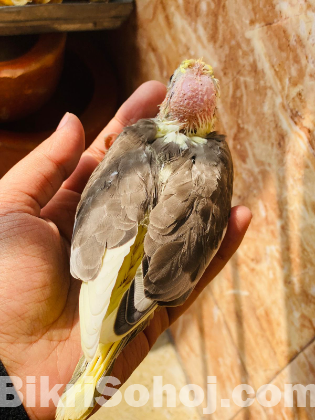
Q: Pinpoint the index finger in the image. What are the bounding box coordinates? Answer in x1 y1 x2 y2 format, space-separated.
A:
63 81 167 193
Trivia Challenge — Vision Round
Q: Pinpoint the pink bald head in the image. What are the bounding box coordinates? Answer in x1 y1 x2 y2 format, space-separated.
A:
158 59 219 135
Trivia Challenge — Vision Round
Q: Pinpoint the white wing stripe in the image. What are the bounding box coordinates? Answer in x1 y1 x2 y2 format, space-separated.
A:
79 237 136 361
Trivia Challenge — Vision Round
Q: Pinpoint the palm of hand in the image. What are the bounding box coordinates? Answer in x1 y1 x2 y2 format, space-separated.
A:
0 196 82 419
0 82 251 420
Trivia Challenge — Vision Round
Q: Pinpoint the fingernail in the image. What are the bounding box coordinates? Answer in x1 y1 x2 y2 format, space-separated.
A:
56 112 70 131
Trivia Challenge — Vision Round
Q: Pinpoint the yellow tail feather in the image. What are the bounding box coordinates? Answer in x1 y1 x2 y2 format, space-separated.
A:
56 341 120 420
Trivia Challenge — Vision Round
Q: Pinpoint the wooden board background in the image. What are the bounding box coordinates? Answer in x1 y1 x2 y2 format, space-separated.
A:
0 0 133 34
103 1 315 418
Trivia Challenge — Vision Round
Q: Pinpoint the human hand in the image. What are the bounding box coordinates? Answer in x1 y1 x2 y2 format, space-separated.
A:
0 81 251 420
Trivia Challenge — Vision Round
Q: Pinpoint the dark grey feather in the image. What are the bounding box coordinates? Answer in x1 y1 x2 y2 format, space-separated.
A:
71 121 233 336
143 131 233 304
70 119 157 281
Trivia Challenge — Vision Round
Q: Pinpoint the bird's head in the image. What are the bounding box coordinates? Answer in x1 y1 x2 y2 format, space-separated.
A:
157 59 220 137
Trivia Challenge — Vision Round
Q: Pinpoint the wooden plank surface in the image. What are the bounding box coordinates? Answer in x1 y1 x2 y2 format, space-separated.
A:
104 2 315 419
261 338 315 419
0 0 133 34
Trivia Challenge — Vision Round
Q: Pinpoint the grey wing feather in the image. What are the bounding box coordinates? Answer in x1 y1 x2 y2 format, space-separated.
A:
143 132 233 306
71 124 232 340
115 133 233 335
70 119 157 281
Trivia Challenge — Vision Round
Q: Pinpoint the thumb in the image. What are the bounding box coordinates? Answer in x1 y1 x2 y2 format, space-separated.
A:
0 113 85 217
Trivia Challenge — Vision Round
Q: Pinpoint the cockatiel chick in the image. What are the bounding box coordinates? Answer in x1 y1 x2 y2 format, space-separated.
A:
56 59 233 420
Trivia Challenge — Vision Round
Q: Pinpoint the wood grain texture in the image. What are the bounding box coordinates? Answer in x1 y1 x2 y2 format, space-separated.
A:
262 338 315 419
170 288 254 420
0 1 133 35
92 332 201 420
106 1 315 418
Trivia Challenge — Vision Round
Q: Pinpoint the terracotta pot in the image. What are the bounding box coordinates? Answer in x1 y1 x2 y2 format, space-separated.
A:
0 34 117 178
0 33 66 122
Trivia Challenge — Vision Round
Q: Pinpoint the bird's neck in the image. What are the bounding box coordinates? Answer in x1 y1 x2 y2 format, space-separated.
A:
154 120 208 150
